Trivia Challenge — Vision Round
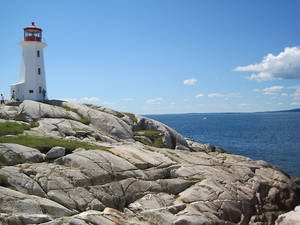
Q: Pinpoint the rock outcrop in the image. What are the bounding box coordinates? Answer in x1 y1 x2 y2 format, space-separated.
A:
275 205 300 225
0 100 299 224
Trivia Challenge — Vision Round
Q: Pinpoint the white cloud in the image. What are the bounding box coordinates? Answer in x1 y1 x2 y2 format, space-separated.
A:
184 78 197 85
263 86 284 95
281 93 288 97
80 97 100 102
289 85 300 100
146 97 164 104
207 92 240 99
252 88 260 92
195 93 204 98
170 102 176 105
291 102 300 106
208 93 224 98
234 47 300 81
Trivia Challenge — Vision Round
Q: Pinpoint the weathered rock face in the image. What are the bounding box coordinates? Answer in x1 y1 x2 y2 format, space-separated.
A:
0 100 299 224
275 205 300 225
0 143 45 165
44 146 65 160
62 102 134 140
19 100 80 121
0 143 299 224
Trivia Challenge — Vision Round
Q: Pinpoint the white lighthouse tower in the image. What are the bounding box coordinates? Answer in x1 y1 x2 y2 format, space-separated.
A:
11 22 47 101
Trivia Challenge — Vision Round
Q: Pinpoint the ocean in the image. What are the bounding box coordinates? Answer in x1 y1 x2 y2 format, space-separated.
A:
146 112 300 178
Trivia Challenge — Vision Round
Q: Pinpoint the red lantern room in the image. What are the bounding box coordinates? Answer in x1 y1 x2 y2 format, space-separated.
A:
24 22 42 42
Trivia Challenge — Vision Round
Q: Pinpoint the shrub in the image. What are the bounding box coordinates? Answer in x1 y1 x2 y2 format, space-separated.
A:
0 174 8 186
15 114 28 122
30 121 39 128
0 154 7 166
133 130 164 148
124 113 137 123
0 122 30 136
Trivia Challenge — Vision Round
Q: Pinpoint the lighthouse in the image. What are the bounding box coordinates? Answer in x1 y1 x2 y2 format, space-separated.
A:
11 22 47 101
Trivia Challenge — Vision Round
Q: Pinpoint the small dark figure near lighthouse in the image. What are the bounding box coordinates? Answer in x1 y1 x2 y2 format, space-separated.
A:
0 94 5 104
11 90 15 101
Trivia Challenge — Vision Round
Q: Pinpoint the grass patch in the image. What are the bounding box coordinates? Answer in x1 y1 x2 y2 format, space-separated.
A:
124 113 137 123
134 130 163 137
153 137 164 148
61 106 90 125
0 122 30 136
133 130 164 148
0 136 109 152
0 174 8 186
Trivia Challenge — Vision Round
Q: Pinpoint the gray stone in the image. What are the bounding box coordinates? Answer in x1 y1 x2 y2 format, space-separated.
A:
0 186 75 217
275 205 300 225
19 100 81 121
45 146 65 160
0 143 44 165
63 102 133 140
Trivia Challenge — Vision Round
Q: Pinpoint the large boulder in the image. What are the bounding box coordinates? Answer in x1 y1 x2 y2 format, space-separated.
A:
37 118 116 143
44 146 65 160
0 106 19 120
0 143 44 165
63 102 133 140
18 100 80 121
0 186 75 218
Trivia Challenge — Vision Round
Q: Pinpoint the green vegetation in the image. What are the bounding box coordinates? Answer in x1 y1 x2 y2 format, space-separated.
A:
0 174 8 186
0 154 7 166
30 121 39 128
124 113 137 123
15 114 28 122
133 130 164 148
0 122 30 136
0 136 109 152
61 106 90 125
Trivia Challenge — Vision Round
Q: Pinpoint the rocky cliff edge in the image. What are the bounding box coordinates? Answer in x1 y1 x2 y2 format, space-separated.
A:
0 100 299 225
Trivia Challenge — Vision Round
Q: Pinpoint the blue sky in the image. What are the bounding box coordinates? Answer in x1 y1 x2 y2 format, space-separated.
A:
1 0 300 114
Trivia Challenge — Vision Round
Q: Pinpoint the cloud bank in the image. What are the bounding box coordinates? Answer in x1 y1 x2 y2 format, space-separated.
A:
184 78 197 85
234 47 300 81
262 86 284 95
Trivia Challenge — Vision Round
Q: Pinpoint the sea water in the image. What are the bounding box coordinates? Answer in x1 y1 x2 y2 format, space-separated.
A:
146 112 300 177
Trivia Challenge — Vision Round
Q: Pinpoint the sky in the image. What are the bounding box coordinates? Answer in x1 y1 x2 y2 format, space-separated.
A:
1 0 300 114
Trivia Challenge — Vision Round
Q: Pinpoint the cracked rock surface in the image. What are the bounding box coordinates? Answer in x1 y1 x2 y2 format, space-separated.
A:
0 101 299 224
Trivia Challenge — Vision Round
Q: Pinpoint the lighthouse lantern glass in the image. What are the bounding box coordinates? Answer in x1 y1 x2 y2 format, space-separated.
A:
24 29 41 42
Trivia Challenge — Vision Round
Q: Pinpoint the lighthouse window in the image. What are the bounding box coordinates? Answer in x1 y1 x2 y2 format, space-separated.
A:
29 90 34 93
39 86 42 93
37 50 40 57
38 68 41 75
